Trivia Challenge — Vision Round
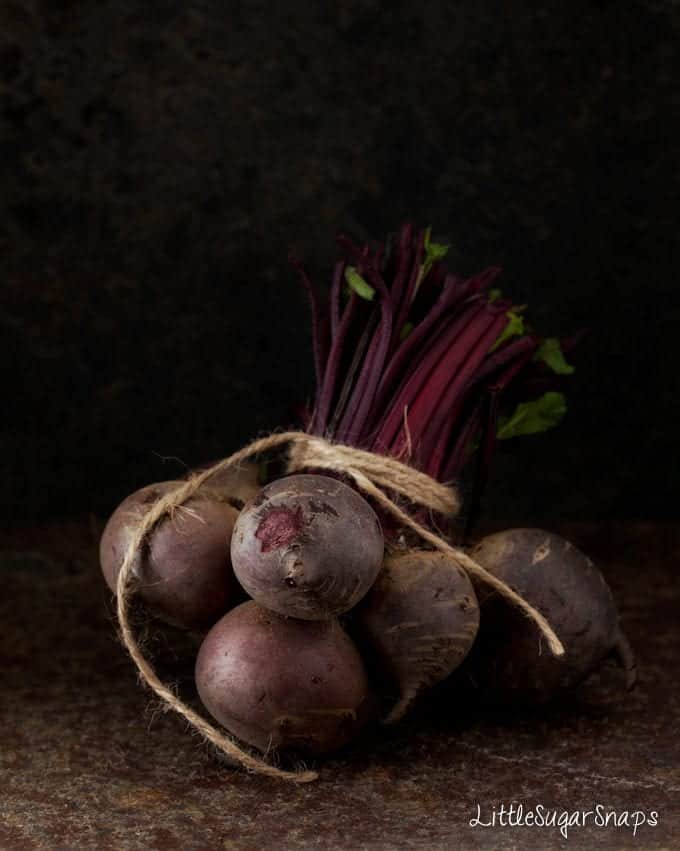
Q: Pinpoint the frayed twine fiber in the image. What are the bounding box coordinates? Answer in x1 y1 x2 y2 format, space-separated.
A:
116 431 564 784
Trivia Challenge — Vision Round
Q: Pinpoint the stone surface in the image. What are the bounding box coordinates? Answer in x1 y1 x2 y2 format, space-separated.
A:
1 520 678 849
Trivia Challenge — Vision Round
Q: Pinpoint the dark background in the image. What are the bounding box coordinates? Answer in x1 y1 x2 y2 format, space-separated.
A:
2 1 678 529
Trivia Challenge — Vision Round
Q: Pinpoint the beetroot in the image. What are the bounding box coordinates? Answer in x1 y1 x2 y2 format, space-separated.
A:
230 474 384 620
460 528 636 703
100 481 240 630
355 549 480 722
195 601 372 755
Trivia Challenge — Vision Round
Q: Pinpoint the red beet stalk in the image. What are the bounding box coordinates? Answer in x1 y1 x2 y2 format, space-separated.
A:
293 224 573 532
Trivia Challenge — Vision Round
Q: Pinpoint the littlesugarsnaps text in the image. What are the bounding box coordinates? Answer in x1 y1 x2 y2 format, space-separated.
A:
470 802 659 840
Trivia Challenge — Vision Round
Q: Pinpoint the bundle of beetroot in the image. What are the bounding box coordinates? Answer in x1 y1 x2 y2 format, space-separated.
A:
101 224 635 782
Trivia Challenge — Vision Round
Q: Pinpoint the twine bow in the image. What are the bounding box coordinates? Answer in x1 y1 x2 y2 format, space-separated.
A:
116 431 563 784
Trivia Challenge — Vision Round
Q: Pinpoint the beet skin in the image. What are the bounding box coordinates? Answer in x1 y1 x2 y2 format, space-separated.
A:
231 474 384 619
195 601 373 755
356 549 480 722
100 481 240 630
460 528 636 703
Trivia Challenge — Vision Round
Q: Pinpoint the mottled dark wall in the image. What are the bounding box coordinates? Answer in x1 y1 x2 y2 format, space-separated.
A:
2 1 678 526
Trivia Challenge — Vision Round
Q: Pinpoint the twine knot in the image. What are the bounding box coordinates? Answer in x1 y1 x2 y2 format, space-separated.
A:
287 434 460 518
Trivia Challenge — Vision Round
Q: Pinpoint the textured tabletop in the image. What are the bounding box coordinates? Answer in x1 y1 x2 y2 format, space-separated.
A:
1 521 678 850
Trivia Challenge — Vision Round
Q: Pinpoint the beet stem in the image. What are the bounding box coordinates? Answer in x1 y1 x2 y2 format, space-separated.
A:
336 262 394 444
442 404 482 482
330 259 346 339
371 275 472 427
391 229 426 344
327 310 377 437
291 259 327 398
389 305 509 463
313 292 359 436
370 300 492 454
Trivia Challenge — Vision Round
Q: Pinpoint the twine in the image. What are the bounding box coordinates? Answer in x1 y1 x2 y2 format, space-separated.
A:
287 436 460 517
116 431 564 784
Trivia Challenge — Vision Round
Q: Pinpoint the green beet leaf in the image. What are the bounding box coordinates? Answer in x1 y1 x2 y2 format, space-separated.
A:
345 266 375 301
400 320 414 341
497 391 567 440
490 310 525 352
421 226 450 279
534 337 575 375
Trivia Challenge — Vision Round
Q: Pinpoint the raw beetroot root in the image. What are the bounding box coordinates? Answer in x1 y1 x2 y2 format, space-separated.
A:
100 481 241 631
458 528 636 704
354 549 480 722
230 474 384 620
195 601 373 755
